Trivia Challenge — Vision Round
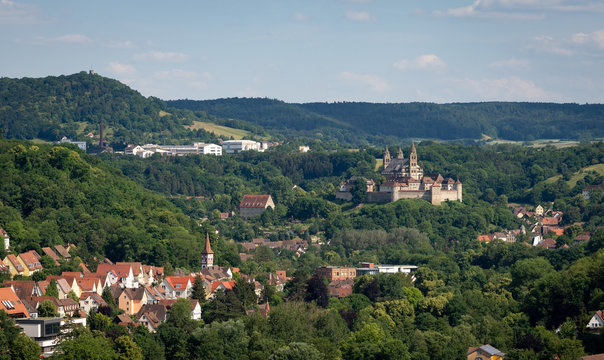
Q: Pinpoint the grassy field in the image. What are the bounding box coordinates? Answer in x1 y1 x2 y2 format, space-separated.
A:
159 110 171 117
185 121 252 140
375 159 383 171
485 138 587 148
544 163 604 187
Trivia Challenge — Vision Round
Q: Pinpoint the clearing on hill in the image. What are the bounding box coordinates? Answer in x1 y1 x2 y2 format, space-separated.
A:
185 121 252 140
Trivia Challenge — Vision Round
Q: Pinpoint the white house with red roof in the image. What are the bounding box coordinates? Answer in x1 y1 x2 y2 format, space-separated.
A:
587 310 604 333
160 276 194 299
79 292 107 314
96 263 136 288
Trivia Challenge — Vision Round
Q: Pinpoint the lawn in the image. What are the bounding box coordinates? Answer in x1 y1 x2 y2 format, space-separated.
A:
185 121 252 140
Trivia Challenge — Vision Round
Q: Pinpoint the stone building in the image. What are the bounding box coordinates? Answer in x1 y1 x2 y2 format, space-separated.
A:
366 143 462 205
239 195 275 219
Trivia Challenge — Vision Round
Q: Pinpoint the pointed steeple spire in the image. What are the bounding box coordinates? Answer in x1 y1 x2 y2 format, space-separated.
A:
201 233 214 269
410 141 416 155
383 146 391 169
397 147 404 159
202 233 213 254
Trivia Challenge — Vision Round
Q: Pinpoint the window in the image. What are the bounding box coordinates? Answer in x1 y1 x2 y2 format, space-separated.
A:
44 322 59 336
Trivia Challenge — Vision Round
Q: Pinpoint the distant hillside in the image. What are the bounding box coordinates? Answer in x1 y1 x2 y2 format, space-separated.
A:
0 139 215 269
0 72 221 148
168 98 604 144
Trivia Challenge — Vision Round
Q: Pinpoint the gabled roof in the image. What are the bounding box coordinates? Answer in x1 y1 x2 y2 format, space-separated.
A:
80 292 107 306
211 280 236 292
41 247 61 264
0 228 7 238
467 344 505 357
18 251 42 271
5 254 24 272
163 276 192 290
116 262 142 276
2 280 38 299
96 264 133 278
542 217 560 226
144 286 165 301
0 287 29 318
240 195 272 208
121 288 146 301
577 354 604 360
54 245 71 258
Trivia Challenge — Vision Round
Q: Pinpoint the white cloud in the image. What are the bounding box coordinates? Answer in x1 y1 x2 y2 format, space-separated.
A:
345 10 376 22
0 0 45 24
104 40 135 49
433 0 546 19
572 29 604 49
488 58 529 68
133 51 189 63
393 54 446 70
531 35 573 55
339 72 391 92
33 34 92 44
107 62 137 76
448 76 557 101
294 12 308 21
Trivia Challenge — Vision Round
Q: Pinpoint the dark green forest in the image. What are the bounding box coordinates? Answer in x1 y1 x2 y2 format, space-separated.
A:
168 98 604 144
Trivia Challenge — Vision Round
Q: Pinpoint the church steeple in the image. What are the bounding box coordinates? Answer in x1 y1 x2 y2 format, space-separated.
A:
409 142 419 180
397 147 404 159
201 233 213 269
383 147 391 168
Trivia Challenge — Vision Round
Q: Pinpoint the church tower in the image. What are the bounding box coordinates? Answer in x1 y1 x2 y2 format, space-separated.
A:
409 142 419 180
383 147 391 169
201 233 213 269
397 147 404 159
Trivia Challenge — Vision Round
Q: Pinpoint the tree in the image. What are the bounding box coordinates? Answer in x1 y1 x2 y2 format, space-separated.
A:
191 275 206 302
268 342 322 360
52 333 117 360
0 311 40 360
45 279 59 298
114 335 143 360
306 274 329 308
167 298 197 333
233 279 258 308
37 300 59 317
350 178 368 204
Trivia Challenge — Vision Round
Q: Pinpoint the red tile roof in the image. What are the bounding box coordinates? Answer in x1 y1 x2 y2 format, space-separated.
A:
5 254 24 272
542 217 560 226
240 195 271 208
18 251 43 271
0 287 29 318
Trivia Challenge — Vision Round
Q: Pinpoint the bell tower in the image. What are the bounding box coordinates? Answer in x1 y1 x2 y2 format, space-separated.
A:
201 233 213 269
409 142 418 180
383 147 391 169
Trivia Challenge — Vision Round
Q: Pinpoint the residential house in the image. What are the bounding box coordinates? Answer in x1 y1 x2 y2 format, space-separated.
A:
586 310 604 333
57 298 79 317
118 288 148 316
136 304 168 332
535 204 544 216
536 238 557 249
116 313 136 327
542 216 560 226
210 280 236 298
0 286 30 318
239 194 275 219
575 232 591 245
1 227 9 251
200 265 232 282
3 254 25 276
96 263 136 288
467 344 505 360
160 276 193 299
17 251 43 275
77 277 101 296
2 280 42 299
79 292 107 315
0 259 7 273
144 285 166 304
41 247 61 265
477 234 495 243
116 262 145 286
23 296 59 318
53 245 71 260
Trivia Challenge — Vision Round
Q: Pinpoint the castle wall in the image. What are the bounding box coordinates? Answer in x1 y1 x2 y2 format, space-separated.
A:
336 191 353 201
392 190 431 202
366 192 392 203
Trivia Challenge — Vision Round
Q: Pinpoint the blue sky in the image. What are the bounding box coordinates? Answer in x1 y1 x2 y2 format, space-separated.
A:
1 0 603 103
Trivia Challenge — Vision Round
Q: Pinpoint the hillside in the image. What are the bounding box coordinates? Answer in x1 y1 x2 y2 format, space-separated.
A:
0 139 225 269
168 98 604 144
0 72 222 148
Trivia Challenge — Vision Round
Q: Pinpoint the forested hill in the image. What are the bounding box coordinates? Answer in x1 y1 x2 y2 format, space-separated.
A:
0 139 231 270
0 72 219 148
168 98 604 143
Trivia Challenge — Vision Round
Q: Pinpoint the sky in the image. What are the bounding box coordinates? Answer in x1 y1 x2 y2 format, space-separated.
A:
1 0 603 103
